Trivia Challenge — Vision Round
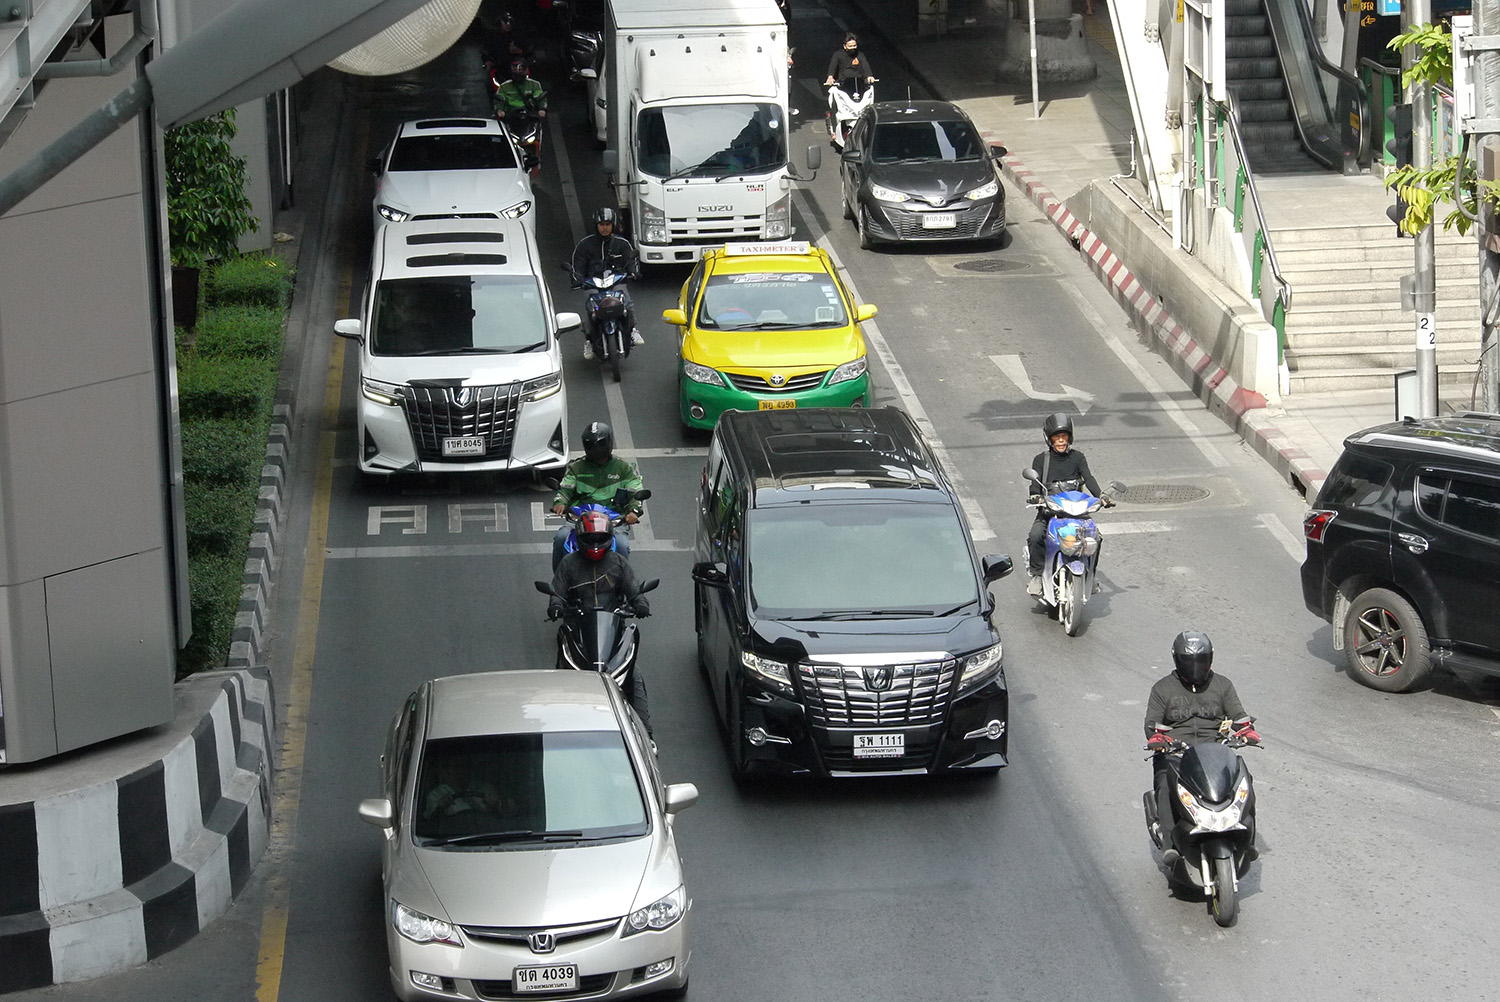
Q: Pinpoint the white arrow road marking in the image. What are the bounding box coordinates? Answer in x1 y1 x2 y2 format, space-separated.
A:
989 354 1095 415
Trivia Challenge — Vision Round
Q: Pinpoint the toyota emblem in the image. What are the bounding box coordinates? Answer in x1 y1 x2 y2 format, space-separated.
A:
454 387 473 407
862 666 893 692
769 373 786 387
527 932 556 954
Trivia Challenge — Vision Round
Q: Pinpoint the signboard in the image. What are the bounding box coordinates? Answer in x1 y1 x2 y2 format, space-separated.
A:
1377 0 1399 15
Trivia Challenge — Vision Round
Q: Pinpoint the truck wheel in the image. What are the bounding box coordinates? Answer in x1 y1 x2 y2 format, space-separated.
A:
1342 587 1432 692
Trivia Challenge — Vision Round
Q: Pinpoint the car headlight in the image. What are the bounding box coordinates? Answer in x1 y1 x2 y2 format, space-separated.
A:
869 183 910 203
764 194 791 238
624 886 686 936
500 199 534 219
965 179 999 200
521 373 561 401
956 643 1003 694
361 377 402 406
393 902 462 946
827 356 867 385
376 204 410 222
683 360 725 386
742 651 793 692
641 201 668 244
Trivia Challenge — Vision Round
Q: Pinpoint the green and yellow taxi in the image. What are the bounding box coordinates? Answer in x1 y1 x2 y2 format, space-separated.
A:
664 242 876 430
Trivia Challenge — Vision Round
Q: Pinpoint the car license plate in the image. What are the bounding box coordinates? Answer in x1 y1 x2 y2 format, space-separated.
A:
442 435 486 457
758 399 796 410
514 964 579 994
922 213 957 229
853 733 905 758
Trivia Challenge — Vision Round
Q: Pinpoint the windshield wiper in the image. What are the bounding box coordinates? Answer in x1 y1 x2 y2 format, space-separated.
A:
665 154 730 181
745 321 826 330
505 340 548 353
792 608 936 621
931 598 979 616
432 829 585 846
404 346 506 356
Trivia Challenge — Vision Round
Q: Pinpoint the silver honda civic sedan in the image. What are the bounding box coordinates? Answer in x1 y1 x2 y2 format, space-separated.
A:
359 670 697 1000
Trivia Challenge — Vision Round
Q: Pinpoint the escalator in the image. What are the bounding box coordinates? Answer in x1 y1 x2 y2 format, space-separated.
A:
1223 0 1368 175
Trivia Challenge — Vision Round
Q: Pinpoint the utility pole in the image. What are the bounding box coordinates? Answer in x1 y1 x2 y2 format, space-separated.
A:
1406 0 1439 416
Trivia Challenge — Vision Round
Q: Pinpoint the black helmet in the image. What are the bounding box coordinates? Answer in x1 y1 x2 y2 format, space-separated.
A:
581 421 614 464
1043 412 1074 446
592 206 617 228
1171 631 1214 691
508 57 528 80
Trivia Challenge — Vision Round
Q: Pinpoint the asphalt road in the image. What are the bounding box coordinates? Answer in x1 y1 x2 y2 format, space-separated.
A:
18 6 1500 1002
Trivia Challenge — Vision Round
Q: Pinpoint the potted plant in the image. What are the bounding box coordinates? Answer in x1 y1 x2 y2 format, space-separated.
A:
164 109 258 330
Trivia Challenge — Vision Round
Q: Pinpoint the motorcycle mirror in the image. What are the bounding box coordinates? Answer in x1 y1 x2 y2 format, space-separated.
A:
534 581 557 597
1110 480 1128 494
805 145 823 171
1022 467 1040 482
638 578 660 594
634 488 652 501
524 154 540 170
541 477 561 491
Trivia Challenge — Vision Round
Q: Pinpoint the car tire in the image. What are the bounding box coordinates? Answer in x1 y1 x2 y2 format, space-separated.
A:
841 176 854 220
1342 587 1433 692
858 204 876 250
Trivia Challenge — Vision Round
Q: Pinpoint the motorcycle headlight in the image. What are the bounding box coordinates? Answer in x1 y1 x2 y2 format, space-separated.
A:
624 887 686 936
521 373 561 402
742 651 793 692
683 360 726 386
956 643 1003 694
869 183 910 203
827 356 867 385
965 178 1000 200
1178 784 1247 834
393 902 462 947
764 194 791 239
500 199 533 220
376 203 410 222
641 201 668 244
1081 535 1099 556
361 378 402 406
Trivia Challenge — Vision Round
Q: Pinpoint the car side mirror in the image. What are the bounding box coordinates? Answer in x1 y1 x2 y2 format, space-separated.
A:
334 319 363 340
556 311 582 331
638 578 660 594
662 308 687 326
534 580 558 597
841 148 863 163
358 798 394 829
692 561 730 588
990 144 1008 159
602 148 620 173
805 144 823 171
365 156 382 174
855 304 877 322
981 555 1014 584
572 67 598 81
664 783 699 815
1022 467 1040 483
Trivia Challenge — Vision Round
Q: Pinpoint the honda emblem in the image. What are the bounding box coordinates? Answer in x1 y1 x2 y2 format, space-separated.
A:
527 932 556 954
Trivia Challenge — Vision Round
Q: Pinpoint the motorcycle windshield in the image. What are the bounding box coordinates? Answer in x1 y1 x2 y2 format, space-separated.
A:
1178 742 1241 805
576 609 624 666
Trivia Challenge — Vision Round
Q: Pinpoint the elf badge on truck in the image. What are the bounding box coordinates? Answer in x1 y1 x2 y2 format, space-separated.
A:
600 0 821 264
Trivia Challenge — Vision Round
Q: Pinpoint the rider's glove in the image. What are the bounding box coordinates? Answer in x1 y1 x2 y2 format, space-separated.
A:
631 598 651 618
1234 723 1261 745
1146 731 1173 750
1102 497 1117 508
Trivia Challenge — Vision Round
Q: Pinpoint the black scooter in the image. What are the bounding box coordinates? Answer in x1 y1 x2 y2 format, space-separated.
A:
1143 731 1261 927
534 578 658 728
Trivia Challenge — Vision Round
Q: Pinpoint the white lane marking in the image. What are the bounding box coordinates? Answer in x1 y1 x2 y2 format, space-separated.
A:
326 540 692 559
618 447 709 458
1102 521 1171 534
794 190 996 540
989 353 1095 414
1257 512 1304 561
548 111 587 239
531 502 550 532
1049 267 1229 468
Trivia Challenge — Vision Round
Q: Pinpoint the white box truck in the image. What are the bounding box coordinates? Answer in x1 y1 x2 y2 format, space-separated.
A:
600 0 820 264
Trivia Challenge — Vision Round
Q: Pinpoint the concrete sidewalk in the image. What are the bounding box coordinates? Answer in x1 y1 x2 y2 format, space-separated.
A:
830 0 1479 498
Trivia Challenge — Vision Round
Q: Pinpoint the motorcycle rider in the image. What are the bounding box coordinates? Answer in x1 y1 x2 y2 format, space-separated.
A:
548 510 653 731
1143 631 1260 851
824 32 875 92
551 421 644 566
492 57 547 123
570 207 645 357
1026 412 1108 597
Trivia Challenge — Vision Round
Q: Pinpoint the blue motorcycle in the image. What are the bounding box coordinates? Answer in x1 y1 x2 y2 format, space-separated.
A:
550 488 650 571
1023 470 1122 636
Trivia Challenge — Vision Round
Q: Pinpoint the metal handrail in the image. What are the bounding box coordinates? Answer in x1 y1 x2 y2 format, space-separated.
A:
1221 93 1293 314
1292 0 1372 164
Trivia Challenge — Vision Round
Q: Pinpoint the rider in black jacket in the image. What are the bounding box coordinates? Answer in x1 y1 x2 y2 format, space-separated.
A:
824 32 875 92
1026 412 1105 596
570 207 643 357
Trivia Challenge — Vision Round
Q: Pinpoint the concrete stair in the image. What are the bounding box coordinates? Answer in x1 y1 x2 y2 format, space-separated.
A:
1274 223 1484 392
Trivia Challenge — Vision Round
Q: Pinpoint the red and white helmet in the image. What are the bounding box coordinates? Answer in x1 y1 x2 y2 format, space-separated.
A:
578 511 613 560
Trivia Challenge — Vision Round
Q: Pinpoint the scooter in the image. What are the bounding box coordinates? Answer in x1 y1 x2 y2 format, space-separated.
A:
563 264 634 382
548 488 651 572
533 578 658 728
485 59 546 178
1143 729 1261 928
826 78 876 151
1023 469 1123 636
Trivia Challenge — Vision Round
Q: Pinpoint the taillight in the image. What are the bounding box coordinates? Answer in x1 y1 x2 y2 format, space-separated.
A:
1303 509 1337 543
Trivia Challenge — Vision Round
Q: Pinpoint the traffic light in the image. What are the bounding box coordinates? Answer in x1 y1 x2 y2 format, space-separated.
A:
1386 102 1414 232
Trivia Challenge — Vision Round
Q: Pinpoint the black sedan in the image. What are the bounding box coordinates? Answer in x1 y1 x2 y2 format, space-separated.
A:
837 100 1007 248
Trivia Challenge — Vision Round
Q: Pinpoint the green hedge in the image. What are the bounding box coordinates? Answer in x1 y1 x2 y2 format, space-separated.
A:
176 252 293 676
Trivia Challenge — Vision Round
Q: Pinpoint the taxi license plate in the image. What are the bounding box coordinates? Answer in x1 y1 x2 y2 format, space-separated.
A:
514 964 579 994
922 213 957 229
442 435 486 457
853 733 905 758
758 399 797 410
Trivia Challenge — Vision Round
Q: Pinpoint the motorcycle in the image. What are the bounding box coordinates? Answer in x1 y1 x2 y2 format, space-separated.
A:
533 577 659 729
485 59 546 178
562 264 634 382
1143 728 1262 927
826 78 876 151
548 488 651 572
1023 469 1124 636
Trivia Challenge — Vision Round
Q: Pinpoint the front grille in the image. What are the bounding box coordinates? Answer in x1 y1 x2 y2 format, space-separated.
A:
667 213 763 242
797 658 957 727
890 204 991 240
473 974 616 1000
400 383 522 463
411 211 498 220
461 918 619 950
723 370 828 393
820 735 940 771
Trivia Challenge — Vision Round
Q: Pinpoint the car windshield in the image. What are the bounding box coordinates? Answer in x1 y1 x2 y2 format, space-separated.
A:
870 120 985 164
370 275 548 356
696 272 849 330
748 503 979 616
388 134 519 171
636 103 787 178
412 731 648 846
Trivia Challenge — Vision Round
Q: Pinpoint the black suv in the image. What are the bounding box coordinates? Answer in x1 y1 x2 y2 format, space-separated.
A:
1301 413 1500 691
691 407 1014 779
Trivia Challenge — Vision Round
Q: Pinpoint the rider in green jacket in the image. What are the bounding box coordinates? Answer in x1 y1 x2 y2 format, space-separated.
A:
493 58 547 120
550 422 645 567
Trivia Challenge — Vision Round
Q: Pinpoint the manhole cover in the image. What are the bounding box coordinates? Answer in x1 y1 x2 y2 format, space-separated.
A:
952 259 1029 273
1116 483 1212 505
